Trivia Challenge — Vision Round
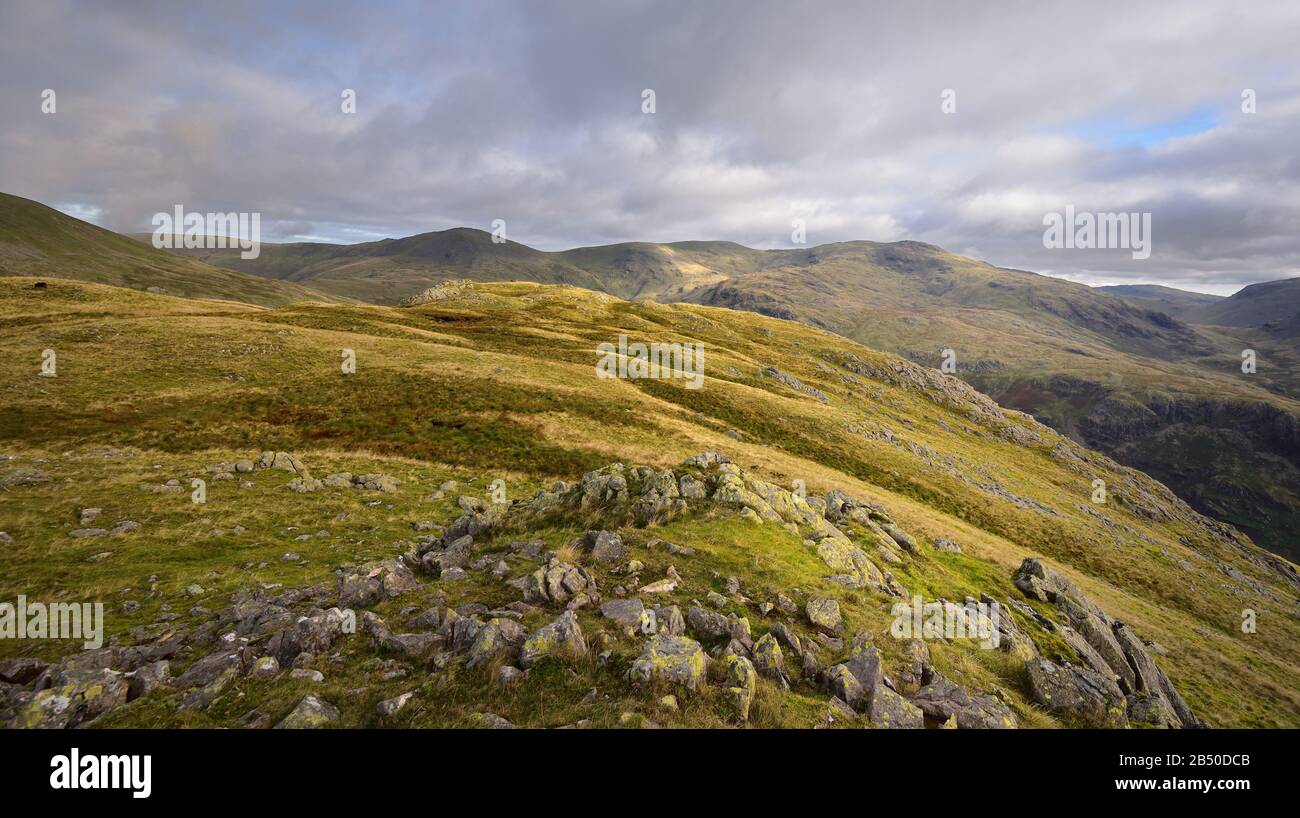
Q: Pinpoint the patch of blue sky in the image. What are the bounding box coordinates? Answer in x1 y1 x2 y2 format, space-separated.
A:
1067 106 1219 149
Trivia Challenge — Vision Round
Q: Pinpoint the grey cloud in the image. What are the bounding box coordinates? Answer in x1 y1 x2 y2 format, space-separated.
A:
1 0 1298 293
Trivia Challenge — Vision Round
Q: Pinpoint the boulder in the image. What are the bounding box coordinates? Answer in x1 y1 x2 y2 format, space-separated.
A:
821 664 864 709
1025 658 1127 728
724 654 758 722
520 611 588 668
274 695 340 729
686 606 731 640
629 635 707 691
466 618 528 669
752 633 786 681
127 660 172 701
521 558 599 608
865 684 925 728
11 668 129 728
600 598 646 631
911 674 1016 729
338 559 417 609
805 597 843 634
267 607 350 666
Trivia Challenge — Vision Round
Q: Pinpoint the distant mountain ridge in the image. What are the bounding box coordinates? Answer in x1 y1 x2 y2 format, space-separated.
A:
136 227 763 305
157 221 1300 557
8 191 1299 559
1096 283 1224 321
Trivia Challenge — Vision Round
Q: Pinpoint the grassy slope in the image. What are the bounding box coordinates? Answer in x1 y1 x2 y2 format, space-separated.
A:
0 193 345 307
679 244 1300 558
0 276 1297 727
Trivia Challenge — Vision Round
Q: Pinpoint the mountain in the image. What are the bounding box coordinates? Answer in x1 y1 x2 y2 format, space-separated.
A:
2 275 1297 729
141 229 761 305
141 219 1300 559
678 243 1300 559
0 193 344 307
1184 276 1300 332
1095 284 1224 321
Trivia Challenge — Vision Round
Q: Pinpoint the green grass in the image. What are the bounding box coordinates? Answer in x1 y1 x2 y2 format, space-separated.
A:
1 276 1298 727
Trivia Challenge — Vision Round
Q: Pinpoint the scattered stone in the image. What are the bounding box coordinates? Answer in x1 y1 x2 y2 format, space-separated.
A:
1 467 50 488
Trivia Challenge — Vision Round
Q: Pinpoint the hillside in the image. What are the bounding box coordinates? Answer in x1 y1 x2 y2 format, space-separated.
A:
679 243 1300 560
1 276 1297 730
0 193 344 307
1095 284 1224 321
142 219 1300 559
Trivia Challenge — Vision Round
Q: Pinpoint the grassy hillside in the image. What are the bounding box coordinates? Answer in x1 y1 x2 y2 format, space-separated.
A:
678 244 1300 559
0 193 344 307
1 276 1297 729
139 216 1300 558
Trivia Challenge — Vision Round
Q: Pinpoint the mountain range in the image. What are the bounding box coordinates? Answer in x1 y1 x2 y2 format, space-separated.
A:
2 189 1299 729
112 202 1300 561
3 191 1298 558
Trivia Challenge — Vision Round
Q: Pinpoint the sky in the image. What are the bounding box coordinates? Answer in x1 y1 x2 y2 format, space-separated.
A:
2 0 1299 295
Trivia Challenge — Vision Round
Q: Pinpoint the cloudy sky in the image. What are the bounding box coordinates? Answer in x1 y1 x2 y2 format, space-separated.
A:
2 0 1299 294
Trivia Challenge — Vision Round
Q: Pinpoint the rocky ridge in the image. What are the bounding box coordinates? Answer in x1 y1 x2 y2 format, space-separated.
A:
1 451 1202 729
